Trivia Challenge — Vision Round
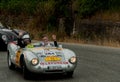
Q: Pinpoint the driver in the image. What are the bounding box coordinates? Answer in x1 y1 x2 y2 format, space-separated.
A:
17 32 31 48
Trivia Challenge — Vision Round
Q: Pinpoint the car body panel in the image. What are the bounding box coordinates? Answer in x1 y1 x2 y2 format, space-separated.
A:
8 42 77 74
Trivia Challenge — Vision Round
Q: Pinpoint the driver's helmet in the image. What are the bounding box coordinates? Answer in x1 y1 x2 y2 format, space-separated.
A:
21 34 31 46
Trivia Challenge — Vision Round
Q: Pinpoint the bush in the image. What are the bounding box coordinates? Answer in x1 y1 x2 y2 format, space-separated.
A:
76 0 109 18
0 0 39 14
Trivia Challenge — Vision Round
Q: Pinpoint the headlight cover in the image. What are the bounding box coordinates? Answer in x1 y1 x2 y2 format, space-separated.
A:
69 56 77 64
31 58 39 65
2 35 7 41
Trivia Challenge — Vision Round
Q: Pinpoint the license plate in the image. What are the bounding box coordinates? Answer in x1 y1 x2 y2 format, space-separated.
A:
49 66 62 70
45 56 61 61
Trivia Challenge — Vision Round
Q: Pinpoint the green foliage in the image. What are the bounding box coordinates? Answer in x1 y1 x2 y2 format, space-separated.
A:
109 0 120 11
1 0 120 39
76 0 109 18
0 0 39 14
34 0 56 31
0 0 120 18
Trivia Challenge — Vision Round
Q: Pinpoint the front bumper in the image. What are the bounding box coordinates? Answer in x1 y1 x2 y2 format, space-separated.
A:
25 61 77 74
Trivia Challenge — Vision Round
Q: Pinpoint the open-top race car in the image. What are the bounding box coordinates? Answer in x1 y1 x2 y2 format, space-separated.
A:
7 41 77 79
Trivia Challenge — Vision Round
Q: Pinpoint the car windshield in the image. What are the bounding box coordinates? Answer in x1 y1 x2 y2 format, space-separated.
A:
32 42 55 47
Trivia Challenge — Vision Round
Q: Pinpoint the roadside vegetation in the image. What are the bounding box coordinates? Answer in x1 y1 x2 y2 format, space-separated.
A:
0 0 120 47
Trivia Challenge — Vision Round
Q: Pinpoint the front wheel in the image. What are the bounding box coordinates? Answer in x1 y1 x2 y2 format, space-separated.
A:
66 71 74 77
7 51 15 70
22 59 31 80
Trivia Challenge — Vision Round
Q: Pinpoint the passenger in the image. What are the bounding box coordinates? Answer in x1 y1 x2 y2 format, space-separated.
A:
40 34 58 47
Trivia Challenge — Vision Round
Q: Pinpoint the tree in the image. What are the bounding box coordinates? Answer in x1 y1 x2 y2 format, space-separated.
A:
49 0 74 36
77 0 109 18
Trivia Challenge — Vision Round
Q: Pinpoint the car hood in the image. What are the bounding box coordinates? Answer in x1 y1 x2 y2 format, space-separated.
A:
27 47 65 61
28 47 63 55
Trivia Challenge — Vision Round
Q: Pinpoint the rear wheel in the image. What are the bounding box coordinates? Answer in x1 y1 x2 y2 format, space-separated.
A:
7 51 15 70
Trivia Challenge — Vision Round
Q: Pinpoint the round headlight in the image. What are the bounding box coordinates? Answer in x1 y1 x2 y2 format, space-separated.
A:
31 58 39 65
2 35 7 41
69 56 77 64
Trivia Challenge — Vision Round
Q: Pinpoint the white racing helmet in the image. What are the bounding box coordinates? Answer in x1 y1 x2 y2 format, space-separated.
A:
21 34 31 45
22 34 30 39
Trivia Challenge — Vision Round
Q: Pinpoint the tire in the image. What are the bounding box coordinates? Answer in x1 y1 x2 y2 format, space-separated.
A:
22 59 31 80
0 39 7 51
7 51 15 70
66 71 74 78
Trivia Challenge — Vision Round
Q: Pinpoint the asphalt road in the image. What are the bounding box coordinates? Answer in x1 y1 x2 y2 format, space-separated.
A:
0 43 120 82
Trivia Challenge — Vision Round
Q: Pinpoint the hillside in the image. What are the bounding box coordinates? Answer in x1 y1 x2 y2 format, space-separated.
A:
0 0 120 46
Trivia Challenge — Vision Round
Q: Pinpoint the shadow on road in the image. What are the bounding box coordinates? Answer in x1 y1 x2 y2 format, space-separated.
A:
13 68 74 81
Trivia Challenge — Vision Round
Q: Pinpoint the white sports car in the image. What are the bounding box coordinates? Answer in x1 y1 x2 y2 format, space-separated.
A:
7 42 77 79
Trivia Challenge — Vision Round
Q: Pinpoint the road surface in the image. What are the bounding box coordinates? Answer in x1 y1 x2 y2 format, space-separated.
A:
0 43 120 82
